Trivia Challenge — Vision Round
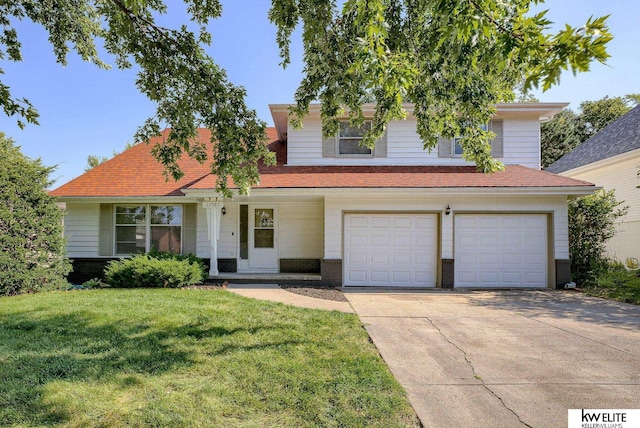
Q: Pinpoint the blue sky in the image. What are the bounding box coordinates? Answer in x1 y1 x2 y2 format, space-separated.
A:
2 0 639 186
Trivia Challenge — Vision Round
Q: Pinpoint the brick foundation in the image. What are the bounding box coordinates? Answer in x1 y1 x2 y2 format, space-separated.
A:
441 259 454 289
280 259 321 273
555 259 571 289
321 259 343 287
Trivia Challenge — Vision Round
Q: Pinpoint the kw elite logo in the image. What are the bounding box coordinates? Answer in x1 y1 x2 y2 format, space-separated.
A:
568 409 640 428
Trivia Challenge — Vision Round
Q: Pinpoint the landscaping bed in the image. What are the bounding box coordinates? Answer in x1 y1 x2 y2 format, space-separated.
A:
279 284 348 302
581 266 640 305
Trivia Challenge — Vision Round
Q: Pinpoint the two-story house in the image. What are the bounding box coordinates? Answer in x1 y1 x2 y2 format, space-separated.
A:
51 103 595 289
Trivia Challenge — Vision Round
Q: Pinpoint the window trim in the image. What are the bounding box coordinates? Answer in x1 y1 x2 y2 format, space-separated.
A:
452 137 464 157
114 204 183 256
450 123 490 158
336 120 374 157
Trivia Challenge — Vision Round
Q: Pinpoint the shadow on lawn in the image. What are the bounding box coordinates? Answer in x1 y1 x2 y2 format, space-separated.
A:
0 310 285 426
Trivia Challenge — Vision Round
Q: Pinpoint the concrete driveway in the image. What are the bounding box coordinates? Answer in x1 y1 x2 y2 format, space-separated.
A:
345 290 640 428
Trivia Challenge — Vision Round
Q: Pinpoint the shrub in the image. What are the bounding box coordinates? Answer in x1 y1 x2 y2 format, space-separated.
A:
568 189 628 286
81 278 108 289
104 254 206 288
0 133 71 296
148 248 207 277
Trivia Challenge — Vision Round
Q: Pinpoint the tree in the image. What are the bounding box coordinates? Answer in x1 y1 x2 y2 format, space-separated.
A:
0 133 71 296
1 1 612 194
86 155 109 171
579 96 633 141
541 109 583 168
85 142 136 171
542 95 640 168
568 190 628 286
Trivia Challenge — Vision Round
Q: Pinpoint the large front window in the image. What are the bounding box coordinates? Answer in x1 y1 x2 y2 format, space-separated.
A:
115 205 182 255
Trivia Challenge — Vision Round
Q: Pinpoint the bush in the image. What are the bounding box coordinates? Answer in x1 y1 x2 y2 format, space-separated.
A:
104 254 206 288
0 133 71 296
568 189 628 286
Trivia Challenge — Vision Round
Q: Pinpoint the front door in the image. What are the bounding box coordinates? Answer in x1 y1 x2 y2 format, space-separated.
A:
248 206 278 270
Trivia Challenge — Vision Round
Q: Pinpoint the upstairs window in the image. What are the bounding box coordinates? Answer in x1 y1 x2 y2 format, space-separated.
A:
452 138 464 157
338 121 373 155
452 124 488 157
439 121 502 159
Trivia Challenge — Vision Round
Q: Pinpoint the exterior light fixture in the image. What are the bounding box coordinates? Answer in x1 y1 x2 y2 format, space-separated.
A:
445 205 451 215
222 206 227 216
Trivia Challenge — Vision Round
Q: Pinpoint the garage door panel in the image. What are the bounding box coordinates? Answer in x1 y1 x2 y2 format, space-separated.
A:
371 252 389 264
414 238 430 249
480 217 501 228
502 272 522 283
347 216 368 228
371 271 389 282
347 234 368 247
392 217 413 228
347 270 367 282
370 217 390 228
415 253 431 264
502 217 522 228
480 253 500 264
457 251 477 263
393 235 412 247
371 235 390 247
480 235 500 247
525 216 546 228
393 252 412 264
455 214 548 288
392 271 412 283
503 253 522 265
344 214 437 287
415 217 433 229
347 251 368 264
480 272 499 284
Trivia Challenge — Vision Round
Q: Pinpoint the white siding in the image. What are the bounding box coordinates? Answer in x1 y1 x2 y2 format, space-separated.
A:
287 113 542 169
502 119 541 169
196 200 323 261
196 202 238 259
564 150 640 261
64 203 100 258
324 195 568 260
278 200 323 259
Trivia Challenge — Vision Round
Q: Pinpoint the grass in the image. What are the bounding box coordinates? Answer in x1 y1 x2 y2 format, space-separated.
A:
0 289 419 427
582 266 640 305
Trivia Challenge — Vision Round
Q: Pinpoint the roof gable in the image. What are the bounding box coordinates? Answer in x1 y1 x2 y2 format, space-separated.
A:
547 105 640 173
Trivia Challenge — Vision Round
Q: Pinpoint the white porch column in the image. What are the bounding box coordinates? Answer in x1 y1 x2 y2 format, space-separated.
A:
203 201 224 277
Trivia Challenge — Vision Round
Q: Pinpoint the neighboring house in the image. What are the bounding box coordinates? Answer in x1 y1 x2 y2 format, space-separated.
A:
547 105 640 262
51 103 595 289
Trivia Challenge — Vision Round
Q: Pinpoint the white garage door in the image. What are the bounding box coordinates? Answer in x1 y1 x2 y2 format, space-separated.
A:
344 213 437 287
455 214 548 288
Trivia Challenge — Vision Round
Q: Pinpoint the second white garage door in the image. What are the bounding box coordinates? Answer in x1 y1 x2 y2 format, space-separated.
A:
454 214 548 288
344 213 437 287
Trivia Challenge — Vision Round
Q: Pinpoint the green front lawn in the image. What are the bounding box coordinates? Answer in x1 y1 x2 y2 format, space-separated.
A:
582 266 640 305
0 289 419 427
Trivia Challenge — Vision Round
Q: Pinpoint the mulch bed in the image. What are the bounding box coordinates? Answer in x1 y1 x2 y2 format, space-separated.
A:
187 282 347 302
279 284 348 302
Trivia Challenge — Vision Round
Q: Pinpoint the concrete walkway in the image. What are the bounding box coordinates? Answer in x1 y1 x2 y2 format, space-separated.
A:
226 283 354 313
345 290 640 428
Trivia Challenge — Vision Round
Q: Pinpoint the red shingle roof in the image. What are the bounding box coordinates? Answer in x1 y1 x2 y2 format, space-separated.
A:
50 128 593 197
